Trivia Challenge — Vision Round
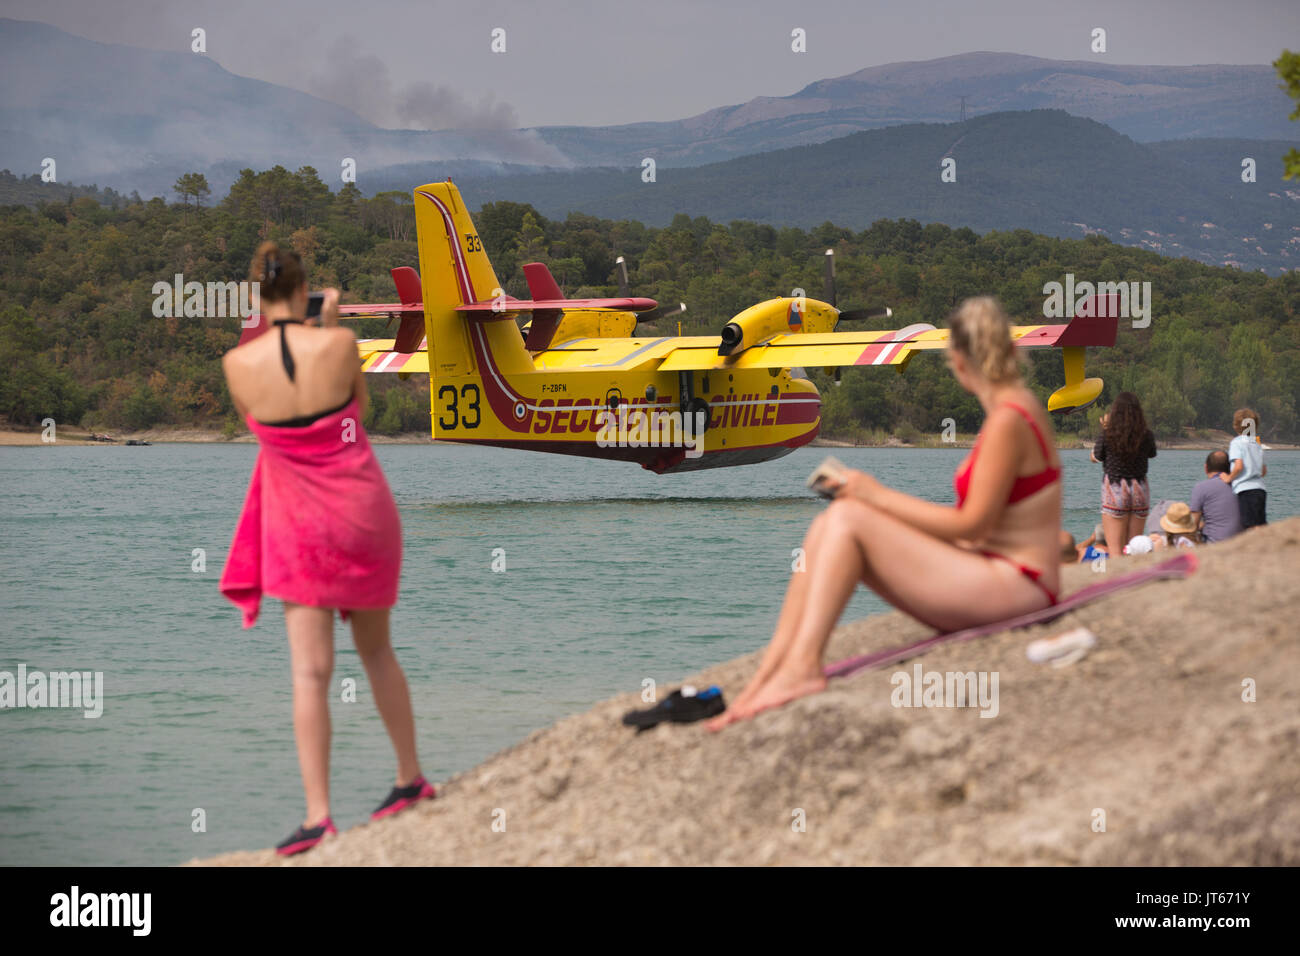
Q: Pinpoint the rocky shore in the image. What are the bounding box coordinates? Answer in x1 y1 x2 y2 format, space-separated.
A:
190 519 1300 866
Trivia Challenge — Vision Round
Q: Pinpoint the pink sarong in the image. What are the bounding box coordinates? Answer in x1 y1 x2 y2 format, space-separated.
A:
219 397 402 628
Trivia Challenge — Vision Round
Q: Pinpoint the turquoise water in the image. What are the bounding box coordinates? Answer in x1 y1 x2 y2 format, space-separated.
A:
1 442 1296 865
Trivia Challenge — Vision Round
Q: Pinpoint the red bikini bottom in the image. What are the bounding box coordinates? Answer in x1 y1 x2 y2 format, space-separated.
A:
979 550 1059 606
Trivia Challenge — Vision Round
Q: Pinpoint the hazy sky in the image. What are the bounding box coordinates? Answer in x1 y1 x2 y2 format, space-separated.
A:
3 0 1297 128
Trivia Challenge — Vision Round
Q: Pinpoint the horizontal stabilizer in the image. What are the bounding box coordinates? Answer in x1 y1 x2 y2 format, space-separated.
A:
456 297 658 315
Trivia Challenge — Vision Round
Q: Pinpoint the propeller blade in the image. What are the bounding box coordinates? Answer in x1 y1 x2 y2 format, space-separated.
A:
616 256 630 298
637 302 686 324
823 249 836 307
836 306 893 322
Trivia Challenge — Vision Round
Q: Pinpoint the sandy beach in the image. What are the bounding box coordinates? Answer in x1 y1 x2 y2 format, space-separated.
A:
189 517 1299 866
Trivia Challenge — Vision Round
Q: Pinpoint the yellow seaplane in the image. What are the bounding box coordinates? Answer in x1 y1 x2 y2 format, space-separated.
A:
239 180 1117 473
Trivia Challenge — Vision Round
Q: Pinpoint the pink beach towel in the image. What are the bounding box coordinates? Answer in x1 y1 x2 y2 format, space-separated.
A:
219 396 402 627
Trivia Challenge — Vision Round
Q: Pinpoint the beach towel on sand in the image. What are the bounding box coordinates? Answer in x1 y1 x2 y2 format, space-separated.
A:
824 552 1197 679
219 396 401 628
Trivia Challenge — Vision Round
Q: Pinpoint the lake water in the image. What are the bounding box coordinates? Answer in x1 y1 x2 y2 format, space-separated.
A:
1 442 1295 865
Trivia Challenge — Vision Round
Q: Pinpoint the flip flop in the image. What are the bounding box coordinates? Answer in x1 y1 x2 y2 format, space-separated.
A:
1027 627 1098 667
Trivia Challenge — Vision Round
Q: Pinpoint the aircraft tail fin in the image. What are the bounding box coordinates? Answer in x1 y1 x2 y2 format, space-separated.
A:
411 180 527 377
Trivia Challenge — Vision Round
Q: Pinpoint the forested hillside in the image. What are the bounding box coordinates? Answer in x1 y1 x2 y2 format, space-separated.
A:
1 166 1296 440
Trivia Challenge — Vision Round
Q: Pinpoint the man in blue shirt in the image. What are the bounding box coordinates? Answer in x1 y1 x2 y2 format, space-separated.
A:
1190 451 1243 543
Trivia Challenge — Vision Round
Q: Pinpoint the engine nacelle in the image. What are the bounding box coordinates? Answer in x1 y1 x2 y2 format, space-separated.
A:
718 297 838 356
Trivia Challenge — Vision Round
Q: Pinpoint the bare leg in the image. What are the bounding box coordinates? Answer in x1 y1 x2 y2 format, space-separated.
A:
1102 513 1128 558
713 498 1052 728
349 608 421 787
1126 512 1147 547
726 509 831 716
285 602 335 826
716 508 918 728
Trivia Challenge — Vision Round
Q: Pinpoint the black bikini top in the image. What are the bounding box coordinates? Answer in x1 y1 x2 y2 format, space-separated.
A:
259 319 354 428
270 318 303 382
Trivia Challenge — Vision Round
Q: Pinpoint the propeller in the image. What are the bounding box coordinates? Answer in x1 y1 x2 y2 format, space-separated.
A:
823 249 892 323
617 255 686 324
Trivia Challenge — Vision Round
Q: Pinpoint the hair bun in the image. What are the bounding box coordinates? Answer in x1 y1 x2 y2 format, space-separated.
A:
249 241 304 303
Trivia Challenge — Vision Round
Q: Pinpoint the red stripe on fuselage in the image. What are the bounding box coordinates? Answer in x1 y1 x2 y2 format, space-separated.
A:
468 322 534 432
775 397 821 425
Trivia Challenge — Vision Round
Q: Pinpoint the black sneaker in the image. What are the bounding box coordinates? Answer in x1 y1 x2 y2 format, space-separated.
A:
622 686 726 732
275 816 337 856
371 774 436 820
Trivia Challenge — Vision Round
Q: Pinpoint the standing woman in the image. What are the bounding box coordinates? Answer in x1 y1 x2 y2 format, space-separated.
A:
711 297 1062 728
220 242 434 856
1092 392 1157 554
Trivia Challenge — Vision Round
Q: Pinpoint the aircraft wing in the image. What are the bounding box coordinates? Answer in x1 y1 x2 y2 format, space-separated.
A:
357 337 428 374
338 303 424 319
651 317 1117 371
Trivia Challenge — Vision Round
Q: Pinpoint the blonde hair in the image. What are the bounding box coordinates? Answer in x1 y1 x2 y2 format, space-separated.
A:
248 241 305 304
948 296 1023 384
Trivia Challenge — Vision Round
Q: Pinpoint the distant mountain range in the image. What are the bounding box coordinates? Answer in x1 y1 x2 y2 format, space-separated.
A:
1 18 1296 272
438 111 1298 273
3 18 1296 197
535 52 1300 166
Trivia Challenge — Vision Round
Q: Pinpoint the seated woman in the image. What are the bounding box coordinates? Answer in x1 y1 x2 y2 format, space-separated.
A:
1158 501 1201 549
220 242 433 855
710 297 1062 729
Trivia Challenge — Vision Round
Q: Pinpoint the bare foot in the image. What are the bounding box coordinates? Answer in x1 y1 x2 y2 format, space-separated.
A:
706 685 752 732
727 680 762 713
706 673 769 732
727 667 827 724
706 704 740 732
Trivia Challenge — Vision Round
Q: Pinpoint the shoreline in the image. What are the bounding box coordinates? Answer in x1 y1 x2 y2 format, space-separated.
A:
3 426 1292 451
0 427 434 446
808 437 1300 451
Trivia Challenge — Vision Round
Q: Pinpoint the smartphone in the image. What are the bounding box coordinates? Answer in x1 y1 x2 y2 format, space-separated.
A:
806 456 847 499
306 292 324 319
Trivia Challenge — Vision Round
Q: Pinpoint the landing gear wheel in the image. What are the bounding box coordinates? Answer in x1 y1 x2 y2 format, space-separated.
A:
686 397 711 432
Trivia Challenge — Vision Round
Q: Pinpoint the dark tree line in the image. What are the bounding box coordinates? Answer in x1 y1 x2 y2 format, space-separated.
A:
0 166 1296 439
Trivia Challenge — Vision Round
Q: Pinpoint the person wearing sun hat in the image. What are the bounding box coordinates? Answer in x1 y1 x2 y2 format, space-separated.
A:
1159 501 1201 549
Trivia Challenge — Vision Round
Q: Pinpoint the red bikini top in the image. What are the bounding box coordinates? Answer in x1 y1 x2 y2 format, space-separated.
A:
955 403 1061 508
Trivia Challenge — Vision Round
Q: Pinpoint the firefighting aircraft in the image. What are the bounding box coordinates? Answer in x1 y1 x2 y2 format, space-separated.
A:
238 180 1117 473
